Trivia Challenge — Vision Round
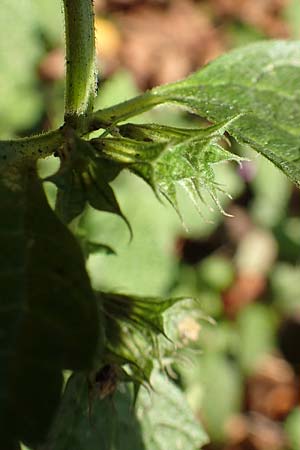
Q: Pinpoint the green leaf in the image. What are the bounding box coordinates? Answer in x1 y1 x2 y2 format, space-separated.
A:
0 163 99 447
48 137 129 229
119 122 207 142
84 165 240 297
100 292 179 336
93 41 300 187
54 168 86 223
84 171 181 295
42 371 208 450
91 120 242 218
40 373 146 450
84 241 116 256
98 292 182 384
87 159 128 227
138 371 208 450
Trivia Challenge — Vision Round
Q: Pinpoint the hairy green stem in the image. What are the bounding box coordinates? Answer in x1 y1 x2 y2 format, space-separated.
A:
89 93 166 130
63 0 97 130
0 129 64 169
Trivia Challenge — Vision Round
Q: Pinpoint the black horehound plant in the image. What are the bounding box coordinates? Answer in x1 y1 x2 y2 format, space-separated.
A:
1 1 300 449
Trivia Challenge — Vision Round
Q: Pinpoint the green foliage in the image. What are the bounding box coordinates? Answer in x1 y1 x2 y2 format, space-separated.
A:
48 136 127 226
0 163 99 448
92 120 243 218
137 370 209 450
41 370 208 450
99 292 185 384
93 41 300 188
1 2 300 448
84 171 180 295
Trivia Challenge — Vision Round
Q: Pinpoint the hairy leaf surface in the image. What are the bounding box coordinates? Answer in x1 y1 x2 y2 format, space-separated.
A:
42 371 208 450
93 41 300 186
138 371 209 450
41 373 145 450
92 121 242 216
98 292 183 383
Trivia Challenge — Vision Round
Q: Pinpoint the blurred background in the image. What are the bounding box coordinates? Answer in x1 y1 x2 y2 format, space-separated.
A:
2 1 300 449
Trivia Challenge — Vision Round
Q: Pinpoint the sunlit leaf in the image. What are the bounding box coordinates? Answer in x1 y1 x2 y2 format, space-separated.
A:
138 370 209 450
91 120 242 218
93 41 300 187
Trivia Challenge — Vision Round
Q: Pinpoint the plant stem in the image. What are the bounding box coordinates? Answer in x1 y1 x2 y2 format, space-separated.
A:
63 0 97 130
0 129 64 170
89 93 166 130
